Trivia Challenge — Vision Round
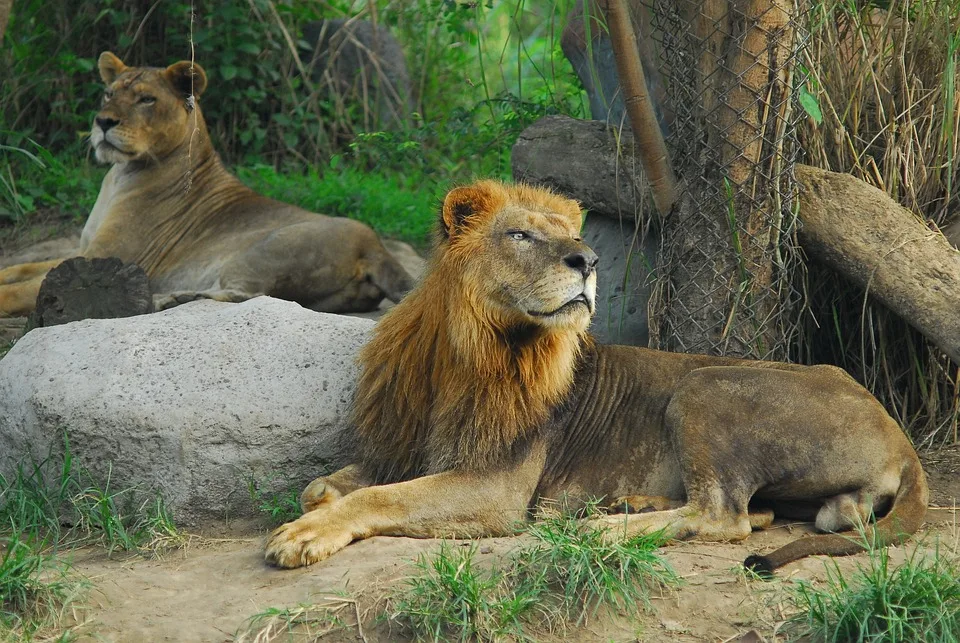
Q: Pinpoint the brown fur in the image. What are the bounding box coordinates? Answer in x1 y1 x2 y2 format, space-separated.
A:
0 51 414 317
265 181 927 574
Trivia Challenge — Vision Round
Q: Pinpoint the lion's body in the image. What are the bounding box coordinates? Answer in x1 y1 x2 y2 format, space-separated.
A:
266 181 927 574
0 52 413 317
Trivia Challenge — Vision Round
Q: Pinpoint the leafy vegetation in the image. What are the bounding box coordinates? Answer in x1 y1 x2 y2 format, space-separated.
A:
388 503 678 641
245 474 302 527
0 0 585 248
788 539 960 642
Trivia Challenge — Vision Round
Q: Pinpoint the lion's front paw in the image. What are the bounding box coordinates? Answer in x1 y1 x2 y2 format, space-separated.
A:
264 511 355 568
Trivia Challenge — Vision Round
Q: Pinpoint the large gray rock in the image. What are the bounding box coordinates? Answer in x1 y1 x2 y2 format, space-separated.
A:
512 115 651 221
0 297 369 527
301 18 412 129
584 214 657 346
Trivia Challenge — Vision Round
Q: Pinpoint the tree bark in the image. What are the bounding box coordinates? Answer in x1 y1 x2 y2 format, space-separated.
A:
0 0 12 42
796 164 960 365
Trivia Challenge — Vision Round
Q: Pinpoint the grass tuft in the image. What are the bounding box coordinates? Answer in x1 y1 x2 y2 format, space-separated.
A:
788 540 960 642
233 597 356 643
389 501 678 641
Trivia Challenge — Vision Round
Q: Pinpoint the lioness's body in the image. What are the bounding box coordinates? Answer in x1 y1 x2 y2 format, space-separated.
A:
0 52 413 317
265 181 926 574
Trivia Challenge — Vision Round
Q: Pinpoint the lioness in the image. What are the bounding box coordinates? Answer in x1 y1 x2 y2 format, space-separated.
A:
265 180 927 575
0 52 414 317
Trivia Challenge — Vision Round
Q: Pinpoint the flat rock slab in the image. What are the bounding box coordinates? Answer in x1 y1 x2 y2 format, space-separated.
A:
0 296 370 527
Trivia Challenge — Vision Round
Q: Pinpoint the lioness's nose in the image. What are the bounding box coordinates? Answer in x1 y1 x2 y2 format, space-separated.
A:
564 249 599 277
95 116 120 132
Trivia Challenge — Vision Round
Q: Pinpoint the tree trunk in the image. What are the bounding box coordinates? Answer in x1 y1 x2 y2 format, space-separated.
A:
0 0 12 42
656 0 799 359
796 164 960 365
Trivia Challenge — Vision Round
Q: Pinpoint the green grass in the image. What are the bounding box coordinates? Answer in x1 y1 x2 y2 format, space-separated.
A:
0 526 83 640
235 163 443 248
788 540 960 642
0 437 190 639
389 503 679 641
245 475 302 527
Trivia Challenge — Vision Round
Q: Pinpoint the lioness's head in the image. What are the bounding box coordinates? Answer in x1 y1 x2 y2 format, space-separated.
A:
437 180 597 334
91 51 208 164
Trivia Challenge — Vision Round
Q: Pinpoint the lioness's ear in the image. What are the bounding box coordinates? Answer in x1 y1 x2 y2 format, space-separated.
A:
98 51 127 84
164 61 208 98
440 182 502 237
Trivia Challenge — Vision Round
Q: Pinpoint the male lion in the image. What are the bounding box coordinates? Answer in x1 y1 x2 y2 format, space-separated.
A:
265 180 928 575
0 52 414 317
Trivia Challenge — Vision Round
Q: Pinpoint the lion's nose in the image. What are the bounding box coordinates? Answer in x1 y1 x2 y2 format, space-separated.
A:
95 116 120 132
564 249 599 277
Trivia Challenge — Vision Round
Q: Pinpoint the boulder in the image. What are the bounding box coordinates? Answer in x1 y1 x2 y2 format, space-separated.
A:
512 115 651 221
584 214 657 346
301 18 412 129
0 297 369 527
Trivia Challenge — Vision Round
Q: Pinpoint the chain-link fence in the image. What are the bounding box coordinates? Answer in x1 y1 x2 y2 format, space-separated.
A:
640 0 809 361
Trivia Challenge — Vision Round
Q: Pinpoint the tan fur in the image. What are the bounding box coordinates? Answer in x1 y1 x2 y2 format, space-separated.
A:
0 51 414 317
266 181 928 574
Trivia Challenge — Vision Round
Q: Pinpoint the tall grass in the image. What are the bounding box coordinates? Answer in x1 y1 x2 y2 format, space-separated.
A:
798 0 960 444
789 540 960 642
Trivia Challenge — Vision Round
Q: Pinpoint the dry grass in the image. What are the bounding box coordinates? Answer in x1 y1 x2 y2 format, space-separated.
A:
798 0 960 445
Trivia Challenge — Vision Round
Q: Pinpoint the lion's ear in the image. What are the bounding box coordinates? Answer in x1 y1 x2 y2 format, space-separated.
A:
164 61 208 99
98 51 127 84
440 182 502 237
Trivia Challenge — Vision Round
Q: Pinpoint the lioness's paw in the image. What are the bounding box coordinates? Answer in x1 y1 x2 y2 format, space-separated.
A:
264 513 354 568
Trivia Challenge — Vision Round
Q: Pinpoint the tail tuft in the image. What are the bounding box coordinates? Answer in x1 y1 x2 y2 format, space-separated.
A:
743 554 775 579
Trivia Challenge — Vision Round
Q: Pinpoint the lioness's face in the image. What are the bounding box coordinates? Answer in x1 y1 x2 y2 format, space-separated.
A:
441 182 598 333
91 52 207 164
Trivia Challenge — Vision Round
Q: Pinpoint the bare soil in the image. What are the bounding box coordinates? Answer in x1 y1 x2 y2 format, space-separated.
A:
65 457 960 643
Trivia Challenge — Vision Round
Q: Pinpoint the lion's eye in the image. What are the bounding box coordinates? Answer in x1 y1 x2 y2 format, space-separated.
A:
138 96 156 105
102 92 113 104
508 231 529 241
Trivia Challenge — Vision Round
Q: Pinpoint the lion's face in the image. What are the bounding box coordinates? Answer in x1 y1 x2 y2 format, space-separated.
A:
440 181 598 333
90 52 207 164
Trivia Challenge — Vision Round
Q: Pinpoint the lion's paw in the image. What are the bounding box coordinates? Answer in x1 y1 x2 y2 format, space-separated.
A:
264 512 355 568
300 478 343 514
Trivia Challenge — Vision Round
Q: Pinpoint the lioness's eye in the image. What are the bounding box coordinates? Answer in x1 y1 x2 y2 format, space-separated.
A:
508 231 529 241
102 92 113 104
138 96 156 105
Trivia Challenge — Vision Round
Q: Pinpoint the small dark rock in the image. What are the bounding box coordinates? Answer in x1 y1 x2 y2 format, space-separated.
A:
31 257 153 328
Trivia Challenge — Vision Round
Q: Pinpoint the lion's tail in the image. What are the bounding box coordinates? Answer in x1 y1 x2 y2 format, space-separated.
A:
369 250 416 304
743 454 929 576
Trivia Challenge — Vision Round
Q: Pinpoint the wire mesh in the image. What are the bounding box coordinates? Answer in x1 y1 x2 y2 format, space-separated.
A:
641 0 809 361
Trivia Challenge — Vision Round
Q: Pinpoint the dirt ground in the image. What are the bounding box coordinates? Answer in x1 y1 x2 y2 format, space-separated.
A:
4 232 960 642
51 450 957 643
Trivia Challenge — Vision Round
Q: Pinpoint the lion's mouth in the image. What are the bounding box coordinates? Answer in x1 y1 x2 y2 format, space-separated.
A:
529 293 592 317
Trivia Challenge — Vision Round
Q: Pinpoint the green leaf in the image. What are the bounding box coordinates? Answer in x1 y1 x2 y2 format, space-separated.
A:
237 42 261 56
220 65 238 81
799 86 822 125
